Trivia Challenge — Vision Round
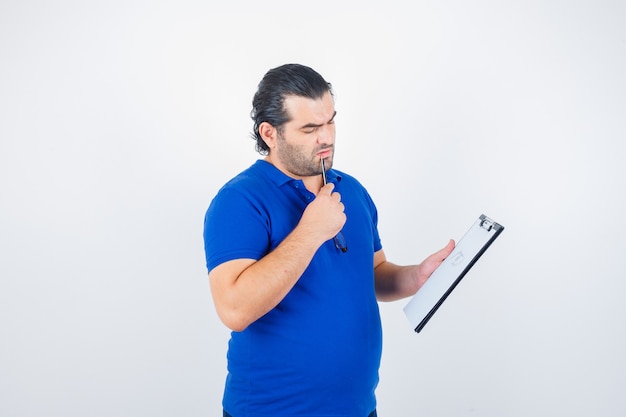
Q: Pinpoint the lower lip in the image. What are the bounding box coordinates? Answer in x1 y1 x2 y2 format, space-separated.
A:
318 150 331 158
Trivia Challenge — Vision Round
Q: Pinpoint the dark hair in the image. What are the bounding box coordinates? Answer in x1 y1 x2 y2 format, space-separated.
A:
250 64 333 155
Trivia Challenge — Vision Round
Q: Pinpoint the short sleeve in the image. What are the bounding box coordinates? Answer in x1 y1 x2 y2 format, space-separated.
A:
203 186 271 272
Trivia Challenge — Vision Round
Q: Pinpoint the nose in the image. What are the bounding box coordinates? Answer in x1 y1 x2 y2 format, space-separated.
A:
317 123 335 145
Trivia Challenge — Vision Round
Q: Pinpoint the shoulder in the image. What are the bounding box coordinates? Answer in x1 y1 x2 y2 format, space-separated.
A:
217 159 293 195
221 161 266 190
211 161 272 204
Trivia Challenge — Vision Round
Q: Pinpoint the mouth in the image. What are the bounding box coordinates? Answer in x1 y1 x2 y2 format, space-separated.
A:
317 148 333 159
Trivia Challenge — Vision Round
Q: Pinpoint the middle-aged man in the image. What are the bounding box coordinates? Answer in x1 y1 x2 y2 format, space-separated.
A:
203 63 455 417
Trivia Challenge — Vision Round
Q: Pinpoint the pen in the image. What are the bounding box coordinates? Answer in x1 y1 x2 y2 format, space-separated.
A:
321 158 348 253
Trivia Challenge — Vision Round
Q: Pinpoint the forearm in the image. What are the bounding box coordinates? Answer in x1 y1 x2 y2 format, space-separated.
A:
210 224 324 331
374 261 421 302
373 240 455 302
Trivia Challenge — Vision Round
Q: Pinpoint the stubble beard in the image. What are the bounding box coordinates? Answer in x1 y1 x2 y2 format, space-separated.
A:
275 132 333 177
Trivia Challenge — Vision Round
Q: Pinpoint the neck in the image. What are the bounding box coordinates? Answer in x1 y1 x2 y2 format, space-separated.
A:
264 156 325 194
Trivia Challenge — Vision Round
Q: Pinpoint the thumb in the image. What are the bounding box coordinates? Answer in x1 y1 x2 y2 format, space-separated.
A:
428 239 455 264
438 239 456 260
318 182 335 196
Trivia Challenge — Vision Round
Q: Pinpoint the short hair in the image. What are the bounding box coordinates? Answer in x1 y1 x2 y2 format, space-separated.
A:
250 64 333 155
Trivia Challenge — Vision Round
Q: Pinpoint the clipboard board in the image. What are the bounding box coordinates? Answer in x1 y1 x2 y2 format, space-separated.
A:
403 214 504 333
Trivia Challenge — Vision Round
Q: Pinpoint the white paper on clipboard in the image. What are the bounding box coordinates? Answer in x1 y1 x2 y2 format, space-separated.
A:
403 214 504 333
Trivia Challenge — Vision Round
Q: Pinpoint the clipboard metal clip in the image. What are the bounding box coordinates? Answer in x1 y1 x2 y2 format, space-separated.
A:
479 215 495 231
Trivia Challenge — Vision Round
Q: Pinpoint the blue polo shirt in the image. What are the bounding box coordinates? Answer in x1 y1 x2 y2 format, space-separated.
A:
204 160 383 417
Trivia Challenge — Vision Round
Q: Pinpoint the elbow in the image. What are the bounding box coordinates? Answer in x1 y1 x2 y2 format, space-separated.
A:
224 319 249 333
216 307 253 332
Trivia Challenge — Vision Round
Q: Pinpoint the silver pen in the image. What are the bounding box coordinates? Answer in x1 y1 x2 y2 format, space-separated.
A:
321 158 348 253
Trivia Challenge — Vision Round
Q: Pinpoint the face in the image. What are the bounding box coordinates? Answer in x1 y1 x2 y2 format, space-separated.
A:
269 92 336 178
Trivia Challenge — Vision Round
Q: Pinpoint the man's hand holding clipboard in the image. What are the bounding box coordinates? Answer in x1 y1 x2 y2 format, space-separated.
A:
404 214 505 333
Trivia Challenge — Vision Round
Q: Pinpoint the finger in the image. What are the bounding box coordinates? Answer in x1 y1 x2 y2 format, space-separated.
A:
430 239 455 263
318 183 335 195
438 239 455 260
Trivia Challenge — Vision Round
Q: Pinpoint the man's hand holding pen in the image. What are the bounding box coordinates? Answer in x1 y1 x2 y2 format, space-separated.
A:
299 182 346 248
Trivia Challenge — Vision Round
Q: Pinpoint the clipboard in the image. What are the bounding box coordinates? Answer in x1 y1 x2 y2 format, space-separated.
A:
403 214 504 333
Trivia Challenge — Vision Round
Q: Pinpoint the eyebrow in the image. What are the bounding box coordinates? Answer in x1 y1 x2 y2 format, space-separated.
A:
299 111 337 130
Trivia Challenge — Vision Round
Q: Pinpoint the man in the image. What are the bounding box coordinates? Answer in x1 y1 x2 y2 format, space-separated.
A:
203 63 454 417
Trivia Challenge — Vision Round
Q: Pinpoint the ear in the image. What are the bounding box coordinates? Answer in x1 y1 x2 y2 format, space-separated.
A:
258 122 278 150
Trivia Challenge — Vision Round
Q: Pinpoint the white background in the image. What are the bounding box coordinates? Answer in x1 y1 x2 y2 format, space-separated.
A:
1 1 625 416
